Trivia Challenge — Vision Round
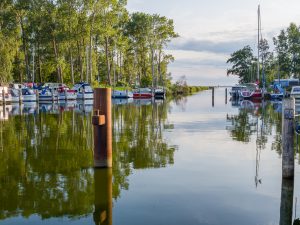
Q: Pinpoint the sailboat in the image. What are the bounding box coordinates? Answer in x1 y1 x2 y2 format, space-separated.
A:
241 5 263 100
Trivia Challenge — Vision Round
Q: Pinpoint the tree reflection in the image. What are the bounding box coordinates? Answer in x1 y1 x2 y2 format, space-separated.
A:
0 100 175 221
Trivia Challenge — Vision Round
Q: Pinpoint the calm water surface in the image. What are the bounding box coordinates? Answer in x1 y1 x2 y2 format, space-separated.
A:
0 88 300 225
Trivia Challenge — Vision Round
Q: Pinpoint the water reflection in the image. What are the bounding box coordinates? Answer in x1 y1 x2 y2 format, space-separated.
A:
280 179 294 225
0 99 175 221
94 169 112 225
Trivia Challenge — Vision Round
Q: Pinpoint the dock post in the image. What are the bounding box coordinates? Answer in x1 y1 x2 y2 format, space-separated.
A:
51 89 54 103
93 88 112 168
36 90 39 104
225 88 228 105
64 89 68 102
212 87 215 107
282 98 295 179
279 179 294 225
19 89 22 105
2 89 6 107
93 168 112 225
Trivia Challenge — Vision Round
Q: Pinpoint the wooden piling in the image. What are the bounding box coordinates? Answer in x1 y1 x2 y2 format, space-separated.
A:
93 88 112 168
282 98 295 179
2 89 6 106
212 87 215 107
64 89 68 101
51 89 54 102
279 179 294 225
19 89 22 105
225 88 228 105
36 90 39 104
93 169 112 225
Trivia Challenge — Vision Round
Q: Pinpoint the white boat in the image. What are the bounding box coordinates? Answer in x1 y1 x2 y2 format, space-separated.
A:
72 82 94 100
239 83 263 100
230 85 246 98
291 86 300 99
0 86 12 103
22 88 37 102
57 85 77 101
112 90 133 98
38 88 58 102
154 88 166 99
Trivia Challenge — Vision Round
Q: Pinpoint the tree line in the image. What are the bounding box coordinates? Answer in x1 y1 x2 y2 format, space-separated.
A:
227 23 300 84
0 0 178 87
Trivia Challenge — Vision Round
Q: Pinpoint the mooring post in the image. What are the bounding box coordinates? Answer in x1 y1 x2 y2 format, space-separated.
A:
282 98 295 179
51 89 54 102
64 89 68 102
19 89 22 105
93 88 112 168
2 89 6 107
93 168 112 225
225 88 228 105
212 87 215 107
279 179 294 225
36 90 39 104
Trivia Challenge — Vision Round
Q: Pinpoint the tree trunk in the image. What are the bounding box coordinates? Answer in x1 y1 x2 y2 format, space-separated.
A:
151 48 154 88
158 49 162 86
77 41 83 81
20 17 30 81
52 37 62 82
105 36 111 85
70 49 74 84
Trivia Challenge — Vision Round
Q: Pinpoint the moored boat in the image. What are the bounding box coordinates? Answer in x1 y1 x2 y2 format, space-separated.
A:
230 85 246 98
133 88 153 99
154 88 166 99
72 82 94 100
38 88 58 102
57 84 77 101
112 90 133 98
240 83 262 100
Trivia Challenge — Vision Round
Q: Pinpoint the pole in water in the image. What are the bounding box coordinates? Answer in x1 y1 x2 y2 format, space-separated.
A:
93 88 112 168
225 88 228 105
2 89 6 107
19 89 22 105
279 179 294 225
93 168 112 225
282 98 295 179
212 87 215 107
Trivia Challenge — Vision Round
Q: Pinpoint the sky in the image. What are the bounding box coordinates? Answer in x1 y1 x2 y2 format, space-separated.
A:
127 0 300 86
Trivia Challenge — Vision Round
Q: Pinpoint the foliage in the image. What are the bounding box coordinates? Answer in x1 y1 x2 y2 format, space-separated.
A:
226 46 256 84
0 1 178 87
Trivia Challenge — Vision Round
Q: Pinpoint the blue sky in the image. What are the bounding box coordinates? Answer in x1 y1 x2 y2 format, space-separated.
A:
127 0 300 85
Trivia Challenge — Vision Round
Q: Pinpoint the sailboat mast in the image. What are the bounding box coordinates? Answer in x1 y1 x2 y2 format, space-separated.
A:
257 5 260 82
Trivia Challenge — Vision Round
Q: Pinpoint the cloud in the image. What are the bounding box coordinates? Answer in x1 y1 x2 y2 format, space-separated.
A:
168 38 256 54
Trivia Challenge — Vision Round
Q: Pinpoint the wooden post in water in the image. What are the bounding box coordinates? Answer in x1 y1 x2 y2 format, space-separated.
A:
212 87 215 107
64 89 68 102
282 98 295 179
93 168 112 225
279 179 294 225
93 88 112 168
19 89 22 105
2 89 6 107
51 89 54 103
225 88 228 105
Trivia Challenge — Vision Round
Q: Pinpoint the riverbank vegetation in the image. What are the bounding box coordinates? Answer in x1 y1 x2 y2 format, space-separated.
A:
0 0 178 88
227 23 300 84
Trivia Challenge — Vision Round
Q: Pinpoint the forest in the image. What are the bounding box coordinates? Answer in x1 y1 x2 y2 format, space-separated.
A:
227 23 300 85
0 0 178 87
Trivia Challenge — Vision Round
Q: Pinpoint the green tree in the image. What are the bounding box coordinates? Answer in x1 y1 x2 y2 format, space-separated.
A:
227 45 256 83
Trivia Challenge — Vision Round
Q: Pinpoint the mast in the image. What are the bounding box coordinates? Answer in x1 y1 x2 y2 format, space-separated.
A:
257 5 260 82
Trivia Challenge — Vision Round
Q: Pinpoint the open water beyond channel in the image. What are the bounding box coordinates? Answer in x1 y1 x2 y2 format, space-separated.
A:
0 88 300 225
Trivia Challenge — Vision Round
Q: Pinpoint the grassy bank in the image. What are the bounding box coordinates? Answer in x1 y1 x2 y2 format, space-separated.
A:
169 85 209 96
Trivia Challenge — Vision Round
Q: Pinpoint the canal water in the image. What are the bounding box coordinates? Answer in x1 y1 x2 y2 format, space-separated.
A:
0 88 300 225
